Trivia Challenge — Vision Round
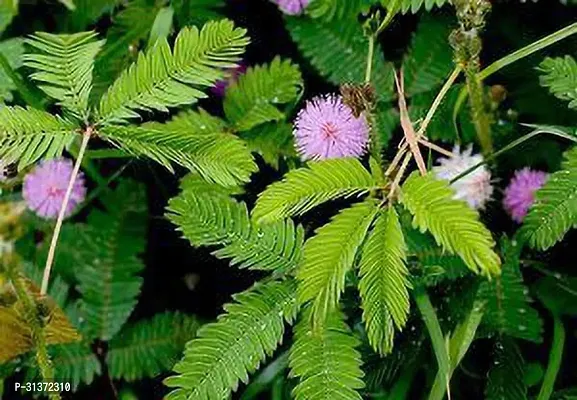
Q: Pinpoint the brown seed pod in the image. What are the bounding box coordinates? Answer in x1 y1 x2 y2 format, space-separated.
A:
340 83 376 118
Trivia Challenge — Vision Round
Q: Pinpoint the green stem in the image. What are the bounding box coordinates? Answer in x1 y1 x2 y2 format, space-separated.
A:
239 352 289 400
453 22 577 129
464 61 493 154
414 287 450 398
4 258 60 400
537 316 565 400
450 125 577 184
417 66 462 138
479 22 577 81
428 301 485 400
365 35 375 84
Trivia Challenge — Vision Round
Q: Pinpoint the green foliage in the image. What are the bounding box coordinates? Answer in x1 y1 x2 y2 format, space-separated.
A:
97 19 249 124
66 0 122 30
289 308 364 400
381 0 451 14
24 31 104 119
224 57 302 131
538 56 577 109
0 38 24 103
90 0 160 99
107 312 201 381
400 172 501 277
298 200 379 327
164 279 298 400
403 223 469 286
172 0 224 28
358 206 410 355
240 122 296 169
75 181 147 340
477 239 543 343
522 148 577 250
252 158 379 224
27 343 101 391
485 339 528 400
403 15 453 96
0 106 77 169
534 275 577 317
148 6 175 47
285 15 394 101
306 0 373 21
167 183 304 272
100 110 256 185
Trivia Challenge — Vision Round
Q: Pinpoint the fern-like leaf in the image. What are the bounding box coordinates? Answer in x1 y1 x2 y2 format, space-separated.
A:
485 339 528 400
100 109 256 185
90 0 160 99
0 38 25 103
0 106 77 169
306 0 372 21
75 181 147 340
358 206 410 355
289 308 364 400
403 15 453 96
97 19 249 124
164 279 298 400
381 0 451 14
107 312 201 381
522 150 577 249
285 16 394 101
400 172 501 277
167 184 304 272
224 57 302 131
252 158 378 224
478 239 543 343
298 200 379 327
240 122 296 169
538 56 577 109
26 343 101 392
24 31 104 119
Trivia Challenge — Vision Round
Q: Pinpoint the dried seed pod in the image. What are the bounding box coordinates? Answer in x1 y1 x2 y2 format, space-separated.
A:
340 83 376 118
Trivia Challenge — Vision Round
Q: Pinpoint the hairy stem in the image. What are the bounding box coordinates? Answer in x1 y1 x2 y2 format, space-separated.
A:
452 22 577 132
537 316 565 400
41 127 92 295
414 287 450 399
5 257 60 400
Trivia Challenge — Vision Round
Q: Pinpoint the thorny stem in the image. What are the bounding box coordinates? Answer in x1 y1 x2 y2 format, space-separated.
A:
40 127 92 295
537 316 565 400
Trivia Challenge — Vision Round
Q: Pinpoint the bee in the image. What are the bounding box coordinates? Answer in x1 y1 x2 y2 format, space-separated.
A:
1 163 17 180
340 83 376 118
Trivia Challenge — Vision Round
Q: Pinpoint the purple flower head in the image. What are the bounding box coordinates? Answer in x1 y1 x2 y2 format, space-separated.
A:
23 158 86 219
503 167 548 223
272 0 311 15
293 94 369 161
211 63 247 97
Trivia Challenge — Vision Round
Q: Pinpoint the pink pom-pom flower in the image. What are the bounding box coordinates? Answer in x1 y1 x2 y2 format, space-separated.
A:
503 168 548 223
293 94 369 161
272 0 311 15
211 63 247 97
23 158 86 219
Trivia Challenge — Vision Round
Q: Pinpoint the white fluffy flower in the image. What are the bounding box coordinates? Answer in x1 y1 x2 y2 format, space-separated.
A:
433 145 493 210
